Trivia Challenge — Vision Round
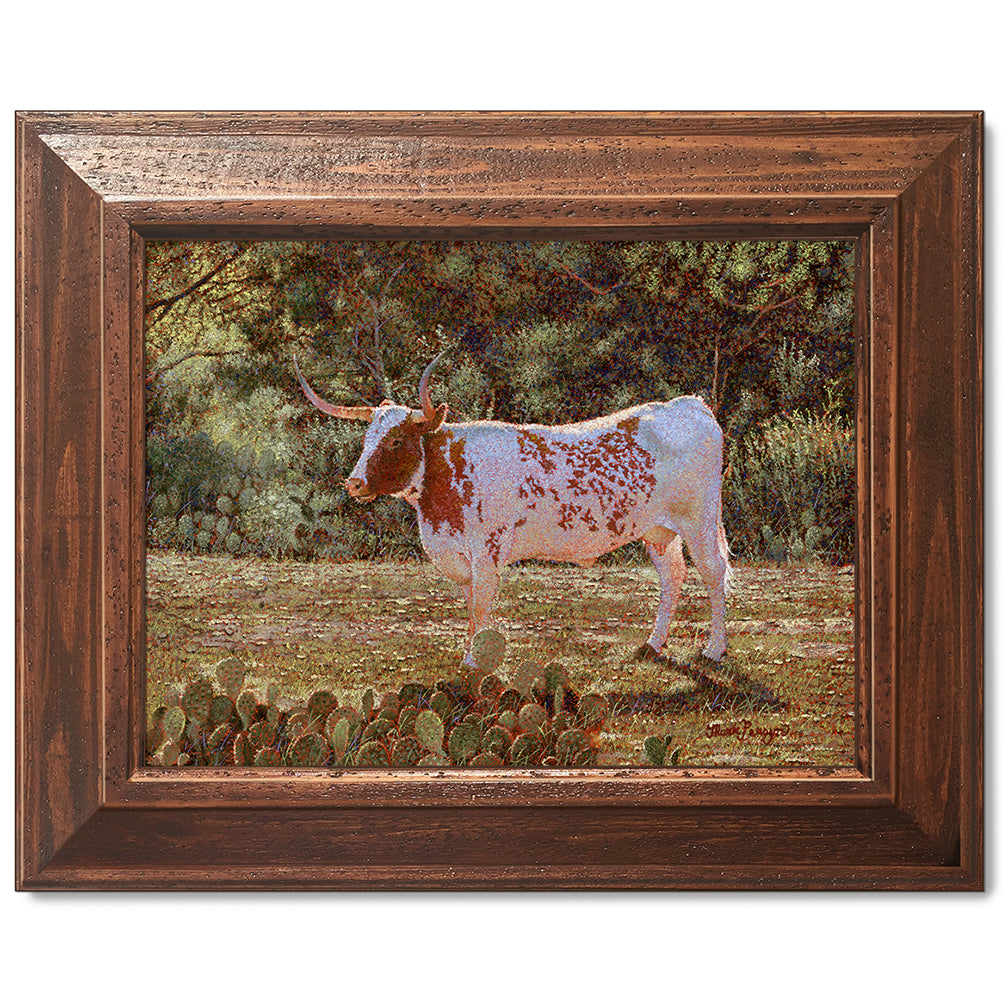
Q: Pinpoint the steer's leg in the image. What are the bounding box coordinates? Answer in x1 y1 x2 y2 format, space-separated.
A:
637 536 687 659
461 560 500 667
677 515 729 662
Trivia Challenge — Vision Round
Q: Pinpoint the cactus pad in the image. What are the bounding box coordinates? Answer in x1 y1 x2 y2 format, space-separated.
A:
162 705 186 743
447 723 482 764
390 735 422 765
509 733 544 765
236 689 259 728
215 657 246 698
361 688 374 720
414 709 445 755
517 702 548 736
398 682 425 708
397 706 419 735
208 693 235 726
355 740 391 766
286 732 329 766
326 713 351 759
153 739 181 766
512 660 545 698
428 690 452 720
246 721 276 751
480 724 512 758
643 736 668 766
307 689 339 726
471 629 507 673
497 710 518 735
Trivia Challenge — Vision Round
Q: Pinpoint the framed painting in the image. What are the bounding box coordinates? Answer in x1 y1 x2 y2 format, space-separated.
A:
143 236 857 773
15 111 983 889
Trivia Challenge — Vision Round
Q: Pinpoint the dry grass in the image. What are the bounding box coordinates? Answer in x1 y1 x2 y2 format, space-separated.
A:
147 552 854 766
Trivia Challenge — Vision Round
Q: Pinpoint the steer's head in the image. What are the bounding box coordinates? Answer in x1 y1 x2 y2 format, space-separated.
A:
294 353 448 503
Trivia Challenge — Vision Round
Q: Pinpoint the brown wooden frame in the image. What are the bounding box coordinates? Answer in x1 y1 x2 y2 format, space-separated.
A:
15 111 983 890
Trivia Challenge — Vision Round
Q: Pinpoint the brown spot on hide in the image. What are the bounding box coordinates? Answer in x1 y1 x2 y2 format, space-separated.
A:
449 436 474 505
516 430 557 473
485 526 508 565
419 430 468 534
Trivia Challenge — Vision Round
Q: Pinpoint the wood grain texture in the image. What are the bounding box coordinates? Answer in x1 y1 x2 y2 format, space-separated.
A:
15 111 983 890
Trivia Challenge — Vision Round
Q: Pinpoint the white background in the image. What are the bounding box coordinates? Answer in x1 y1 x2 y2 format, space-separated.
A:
3 4 1002 1004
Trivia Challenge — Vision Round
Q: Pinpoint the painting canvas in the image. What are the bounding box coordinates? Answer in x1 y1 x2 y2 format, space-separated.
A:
145 239 855 770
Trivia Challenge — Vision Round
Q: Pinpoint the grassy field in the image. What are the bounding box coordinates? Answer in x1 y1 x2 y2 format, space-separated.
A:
147 552 855 766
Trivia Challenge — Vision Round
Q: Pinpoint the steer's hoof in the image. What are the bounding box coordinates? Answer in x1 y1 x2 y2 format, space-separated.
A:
631 643 666 664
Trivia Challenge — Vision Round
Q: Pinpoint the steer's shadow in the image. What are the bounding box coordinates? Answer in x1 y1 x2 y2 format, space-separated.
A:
607 651 786 719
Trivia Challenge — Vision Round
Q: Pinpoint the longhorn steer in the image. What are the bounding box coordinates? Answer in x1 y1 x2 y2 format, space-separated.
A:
295 353 731 665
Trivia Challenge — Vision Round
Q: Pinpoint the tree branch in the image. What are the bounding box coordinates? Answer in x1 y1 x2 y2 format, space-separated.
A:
149 348 242 381
146 249 246 326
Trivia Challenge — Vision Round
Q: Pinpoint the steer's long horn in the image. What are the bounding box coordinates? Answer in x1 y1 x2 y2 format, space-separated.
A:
418 351 447 420
293 355 375 421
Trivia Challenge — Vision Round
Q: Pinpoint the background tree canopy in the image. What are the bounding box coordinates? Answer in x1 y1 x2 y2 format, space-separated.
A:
145 240 855 564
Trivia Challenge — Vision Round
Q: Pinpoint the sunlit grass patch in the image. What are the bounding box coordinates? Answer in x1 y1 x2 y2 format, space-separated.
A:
146 553 854 766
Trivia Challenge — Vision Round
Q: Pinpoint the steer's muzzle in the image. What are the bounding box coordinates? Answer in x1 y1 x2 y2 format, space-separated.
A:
345 477 376 501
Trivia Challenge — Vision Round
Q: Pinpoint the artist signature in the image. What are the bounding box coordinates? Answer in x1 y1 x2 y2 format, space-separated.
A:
706 719 790 741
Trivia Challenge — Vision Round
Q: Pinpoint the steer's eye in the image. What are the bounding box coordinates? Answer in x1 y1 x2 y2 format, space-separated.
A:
388 437 403 449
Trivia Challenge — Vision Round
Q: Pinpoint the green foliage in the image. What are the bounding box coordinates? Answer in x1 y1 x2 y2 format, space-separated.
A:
146 239 854 565
724 411 854 563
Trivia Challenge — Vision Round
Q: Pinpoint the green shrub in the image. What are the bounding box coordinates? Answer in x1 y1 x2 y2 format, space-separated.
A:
724 411 854 564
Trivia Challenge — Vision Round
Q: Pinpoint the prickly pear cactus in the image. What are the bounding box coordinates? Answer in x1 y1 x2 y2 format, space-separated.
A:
355 740 391 766
480 724 511 758
235 689 259 729
390 735 422 766
208 693 235 727
162 705 186 744
398 682 424 708
253 748 282 766
307 689 338 726
206 722 233 756
286 732 329 766
326 713 351 761
428 690 451 720
233 731 251 766
509 733 544 765
153 739 181 766
285 709 310 739
543 662 568 693
644 735 668 766
447 723 482 764
414 709 445 756
182 678 214 726
518 702 548 736
215 656 246 699
360 688 374 720
246 721 276 751
479 674 504 701
512 660 545 698
374 693 398 725
471 629 507 674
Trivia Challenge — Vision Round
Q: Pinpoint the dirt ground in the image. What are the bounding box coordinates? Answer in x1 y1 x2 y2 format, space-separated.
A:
147 552 855 766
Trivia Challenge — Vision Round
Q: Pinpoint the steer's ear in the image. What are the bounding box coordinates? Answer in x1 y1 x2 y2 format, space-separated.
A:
422 403 448 433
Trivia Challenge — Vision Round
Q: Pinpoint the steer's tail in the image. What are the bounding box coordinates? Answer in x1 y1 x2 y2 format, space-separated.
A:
718 520 733 598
